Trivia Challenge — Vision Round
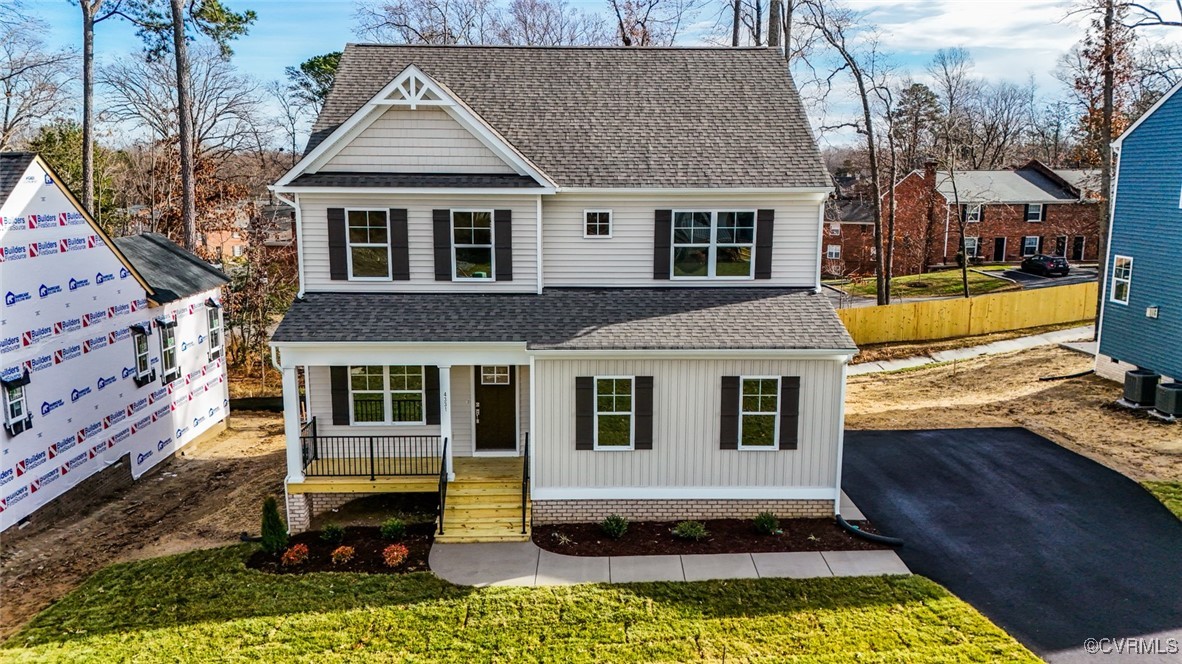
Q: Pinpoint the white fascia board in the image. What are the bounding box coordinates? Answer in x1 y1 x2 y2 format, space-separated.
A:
272 341 530 367
531 487 836 501
270 186 556 196
1114 78 1182 148
529 348 857 361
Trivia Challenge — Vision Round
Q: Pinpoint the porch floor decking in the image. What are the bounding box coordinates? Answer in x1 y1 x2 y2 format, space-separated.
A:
288 456 523 496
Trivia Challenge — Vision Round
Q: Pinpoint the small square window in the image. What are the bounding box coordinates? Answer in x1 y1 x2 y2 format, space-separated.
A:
828 223 841 236
481 366 511 385
1025 204 1044 222
584 210 612 238
965 204 982 223
826 244 842 259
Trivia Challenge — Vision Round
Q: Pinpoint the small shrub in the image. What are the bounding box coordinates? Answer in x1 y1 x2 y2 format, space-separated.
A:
320 523 345 545
330 545 355 565
551 531 574 546
754 511 781 536
382 543 410 568
600 514 629 540
379 518 406 540
671 520 709 541
280 543 309 567
260 496 288 556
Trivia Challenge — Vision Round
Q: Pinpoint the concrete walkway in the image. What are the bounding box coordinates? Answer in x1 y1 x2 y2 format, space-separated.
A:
848 324 1094 376
429 541 909 587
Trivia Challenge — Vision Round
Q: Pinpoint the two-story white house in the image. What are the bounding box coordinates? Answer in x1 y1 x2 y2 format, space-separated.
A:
270 45 856 541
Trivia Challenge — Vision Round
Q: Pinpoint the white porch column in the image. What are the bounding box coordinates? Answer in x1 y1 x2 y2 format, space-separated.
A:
438 365 454 480
282 365 304 484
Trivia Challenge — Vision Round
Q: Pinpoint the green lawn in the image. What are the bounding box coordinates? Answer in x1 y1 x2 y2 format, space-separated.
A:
1144 481 1182 520
0 545 1038 663
840 270 1017 298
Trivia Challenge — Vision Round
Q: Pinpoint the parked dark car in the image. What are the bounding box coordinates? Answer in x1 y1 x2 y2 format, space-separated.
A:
1020 254 1071 276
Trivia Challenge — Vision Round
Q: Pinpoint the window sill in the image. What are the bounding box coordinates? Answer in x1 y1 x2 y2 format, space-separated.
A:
592 446 635 452
347 277 393 282
133 370 157 388
4 415 33 437
736 446 781 452
669 276 756 281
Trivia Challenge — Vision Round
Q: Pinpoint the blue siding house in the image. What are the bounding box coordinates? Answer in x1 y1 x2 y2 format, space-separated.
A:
1097 80 1182 383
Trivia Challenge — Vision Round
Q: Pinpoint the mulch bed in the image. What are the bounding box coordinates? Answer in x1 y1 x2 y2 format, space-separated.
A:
533 518 888 556
246 523 434 575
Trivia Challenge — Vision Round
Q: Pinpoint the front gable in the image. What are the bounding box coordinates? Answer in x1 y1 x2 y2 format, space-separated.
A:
276 66 553 189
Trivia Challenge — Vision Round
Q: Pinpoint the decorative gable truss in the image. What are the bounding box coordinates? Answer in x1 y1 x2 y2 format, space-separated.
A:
274 65 555 192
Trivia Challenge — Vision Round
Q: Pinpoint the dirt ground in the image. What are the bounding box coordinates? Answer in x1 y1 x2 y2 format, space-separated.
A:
846 346 1182 483
0 412 286 639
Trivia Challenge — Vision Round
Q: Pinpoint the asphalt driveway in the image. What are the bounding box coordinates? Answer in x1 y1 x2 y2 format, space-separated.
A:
1002 267 1097 289
843 429 1182 663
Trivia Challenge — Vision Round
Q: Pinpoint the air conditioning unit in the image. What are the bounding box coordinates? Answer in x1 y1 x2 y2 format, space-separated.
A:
1155 382 1182 417
1124 369 1161 407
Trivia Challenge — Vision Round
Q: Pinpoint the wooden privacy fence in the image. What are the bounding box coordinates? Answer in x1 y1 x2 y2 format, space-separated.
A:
837 282 1098 346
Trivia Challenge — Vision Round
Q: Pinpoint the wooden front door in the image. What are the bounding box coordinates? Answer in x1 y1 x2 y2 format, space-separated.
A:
993 237 1006 262
474 366 517 452
1054 236 1067 257
1071 236 1086 261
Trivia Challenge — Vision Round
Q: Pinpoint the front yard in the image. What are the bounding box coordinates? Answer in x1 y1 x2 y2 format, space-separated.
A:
0 545 1036 663
833 269 1017 298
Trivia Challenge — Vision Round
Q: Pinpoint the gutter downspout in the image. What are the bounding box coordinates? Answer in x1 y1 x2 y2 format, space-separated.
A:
535 195 544 295
273 191 305 299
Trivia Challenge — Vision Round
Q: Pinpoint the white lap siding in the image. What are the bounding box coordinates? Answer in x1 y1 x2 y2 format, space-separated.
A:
540 192 824 288
299 194 539 293
532 358 843 495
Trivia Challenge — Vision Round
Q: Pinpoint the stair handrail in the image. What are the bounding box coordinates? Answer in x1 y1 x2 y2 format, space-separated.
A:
521 432 530 535
437 437 449 536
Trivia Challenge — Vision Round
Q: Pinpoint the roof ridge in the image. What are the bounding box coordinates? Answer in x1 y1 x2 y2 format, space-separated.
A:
347 43 778 52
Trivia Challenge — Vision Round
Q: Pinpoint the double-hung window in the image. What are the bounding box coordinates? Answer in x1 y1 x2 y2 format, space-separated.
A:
130 324 155 387
594 377 634 449
349 365 425 425
158 319 180 383
739 377 779 449
584 210 612 238
826 244 842 260
963 237 980 258
1025 203 1044 222
1110 256 1133 304
347 209 391 279
452 210 494 280
206 301 223 362
1022 236 1040 257
672 210 755 278
965 203 982 223
2 372 31 436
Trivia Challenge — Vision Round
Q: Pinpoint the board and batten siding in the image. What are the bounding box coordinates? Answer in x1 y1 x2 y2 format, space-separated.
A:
540 192 824 288
319 106 515 174
1098 87 1182 381
300 194 538 293
532 358 843 493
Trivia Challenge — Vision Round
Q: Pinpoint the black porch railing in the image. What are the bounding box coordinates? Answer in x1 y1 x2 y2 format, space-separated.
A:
300 417 443 480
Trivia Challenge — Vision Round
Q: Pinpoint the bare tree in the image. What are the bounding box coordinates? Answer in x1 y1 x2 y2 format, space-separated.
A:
267 79 307 167
607 0 701 46
355 0 502 44
495 0 609 44
77 0 123 212
929 48 976 297
0 20 75 151
1123 0 1182 27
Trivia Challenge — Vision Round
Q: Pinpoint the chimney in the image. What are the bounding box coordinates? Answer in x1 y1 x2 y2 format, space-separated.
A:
922 158 937 193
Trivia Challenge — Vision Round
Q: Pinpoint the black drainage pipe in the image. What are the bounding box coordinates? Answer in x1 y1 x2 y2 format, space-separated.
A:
1038 369 1095 382
836 514 904 547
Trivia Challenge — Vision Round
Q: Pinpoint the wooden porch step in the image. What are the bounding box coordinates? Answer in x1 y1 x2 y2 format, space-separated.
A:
444 505 529 519
435 532 531 543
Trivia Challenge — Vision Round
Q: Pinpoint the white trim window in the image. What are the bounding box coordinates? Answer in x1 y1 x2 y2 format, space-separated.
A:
1022 236 1040 257
130 324 154 386
159 321 180 383
963 236 980 258
965 203 982 223
739 377 779 449
584 210 612 238
828 223 841 236
672 210 756 279
349 365 425 425
826 244 842 259
452 210 494 280
3 379 29 435
346 209 391 280
1025 203 1045 222
1111 255 1133 304
206 303 223 362
481 365 510 385
594 376 634 450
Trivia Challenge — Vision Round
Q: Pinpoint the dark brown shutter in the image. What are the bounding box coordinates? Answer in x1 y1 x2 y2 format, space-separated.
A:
330 366 350 425
494 209 513 281
1037 236 1044 253
653 209 672 279
634 376 653 450
575 377 594 450
425 366 440 425
432 209 452 281
328 208 348 281
779 376 800 450
390 208 410 281
755 209 775 279
978 205 986 223
1023 204 1031 221
720 376 739 450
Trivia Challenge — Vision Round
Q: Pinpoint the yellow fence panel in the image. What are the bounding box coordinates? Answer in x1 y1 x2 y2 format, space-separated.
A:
838 282 1098 346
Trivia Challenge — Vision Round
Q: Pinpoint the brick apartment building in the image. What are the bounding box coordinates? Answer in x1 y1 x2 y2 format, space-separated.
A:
822 159 1101 277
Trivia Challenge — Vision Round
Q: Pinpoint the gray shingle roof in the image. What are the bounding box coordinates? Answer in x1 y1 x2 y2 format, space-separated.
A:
273 288 855 351
288 172 544 188
308 45 829 189
0 152 36 203
113 233 229 303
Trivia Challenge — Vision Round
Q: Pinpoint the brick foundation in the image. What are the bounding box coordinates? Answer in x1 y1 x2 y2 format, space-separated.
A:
283 491 384 533
531 498 834 525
